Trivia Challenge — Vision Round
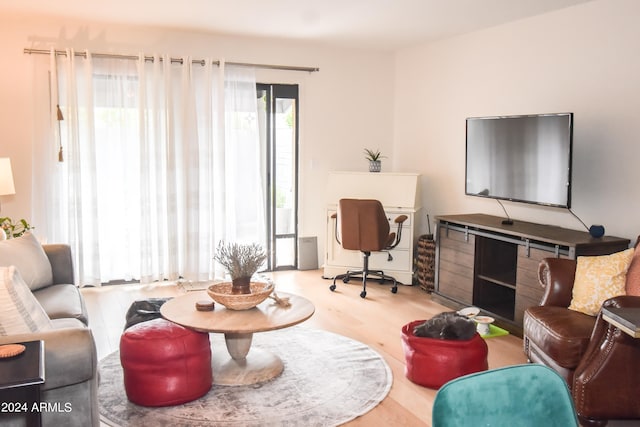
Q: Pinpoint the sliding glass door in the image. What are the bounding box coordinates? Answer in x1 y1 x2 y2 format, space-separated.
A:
257 84 299 270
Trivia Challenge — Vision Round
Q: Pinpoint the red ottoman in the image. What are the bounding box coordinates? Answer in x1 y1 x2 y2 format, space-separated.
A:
120 317 212 406
401 319 488 389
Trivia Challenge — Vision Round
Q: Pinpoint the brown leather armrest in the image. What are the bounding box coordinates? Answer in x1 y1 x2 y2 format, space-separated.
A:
588 296 640 348
602 294 640 309
394 215 408 224
573 295 640 419
538 258 577 307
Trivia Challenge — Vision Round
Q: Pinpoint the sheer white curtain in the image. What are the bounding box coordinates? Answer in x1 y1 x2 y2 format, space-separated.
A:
222 65 266 246
31 51 265 286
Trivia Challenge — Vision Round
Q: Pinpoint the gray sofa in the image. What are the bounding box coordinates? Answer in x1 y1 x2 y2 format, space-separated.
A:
0 241 99 427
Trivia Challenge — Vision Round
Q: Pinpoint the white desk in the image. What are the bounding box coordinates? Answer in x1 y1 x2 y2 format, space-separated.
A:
323 171 421 284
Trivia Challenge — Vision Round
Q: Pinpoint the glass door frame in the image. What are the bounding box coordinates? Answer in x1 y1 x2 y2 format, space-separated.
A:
257 83 299 271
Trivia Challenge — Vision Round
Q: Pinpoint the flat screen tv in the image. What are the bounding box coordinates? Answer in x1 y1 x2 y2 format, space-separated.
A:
465 112 573 209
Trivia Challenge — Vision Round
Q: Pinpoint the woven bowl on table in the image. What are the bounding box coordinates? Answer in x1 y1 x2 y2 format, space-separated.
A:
207 281 274 310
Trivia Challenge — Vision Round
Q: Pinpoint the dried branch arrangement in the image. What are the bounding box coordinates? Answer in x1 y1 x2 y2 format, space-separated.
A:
213 241 267 280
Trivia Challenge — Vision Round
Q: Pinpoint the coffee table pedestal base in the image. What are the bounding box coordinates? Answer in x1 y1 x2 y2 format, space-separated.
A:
212 347 284 385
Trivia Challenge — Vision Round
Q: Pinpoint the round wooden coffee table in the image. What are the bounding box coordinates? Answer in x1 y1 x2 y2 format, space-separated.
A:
160 290 315 386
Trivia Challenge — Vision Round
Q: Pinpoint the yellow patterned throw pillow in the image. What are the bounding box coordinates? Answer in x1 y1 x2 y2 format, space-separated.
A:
568 248 634 316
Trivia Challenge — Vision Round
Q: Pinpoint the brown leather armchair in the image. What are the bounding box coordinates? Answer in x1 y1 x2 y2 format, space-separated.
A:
328 198 407 298
523 257 640 427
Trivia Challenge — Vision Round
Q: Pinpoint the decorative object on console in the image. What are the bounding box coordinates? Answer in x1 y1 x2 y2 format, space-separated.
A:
589 224 605 238
363 148 385 172
568 207 606 238
213 241 267 294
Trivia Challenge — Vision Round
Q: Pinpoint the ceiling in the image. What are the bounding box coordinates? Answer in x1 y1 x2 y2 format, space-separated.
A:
2 0 594 50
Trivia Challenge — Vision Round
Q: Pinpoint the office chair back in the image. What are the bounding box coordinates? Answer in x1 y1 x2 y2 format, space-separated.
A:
338 199 390 252
432 364 579 427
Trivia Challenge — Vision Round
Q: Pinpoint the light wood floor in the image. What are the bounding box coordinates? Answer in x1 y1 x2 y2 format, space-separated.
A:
81 269 528 427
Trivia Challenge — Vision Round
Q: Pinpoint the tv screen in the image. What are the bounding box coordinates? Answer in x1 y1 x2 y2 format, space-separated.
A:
465 113 573 208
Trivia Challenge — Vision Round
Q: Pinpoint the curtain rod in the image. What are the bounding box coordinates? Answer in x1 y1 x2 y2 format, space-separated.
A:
23 48 319 73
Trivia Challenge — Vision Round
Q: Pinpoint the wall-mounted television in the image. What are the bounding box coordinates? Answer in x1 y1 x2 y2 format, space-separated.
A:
465 112 573 209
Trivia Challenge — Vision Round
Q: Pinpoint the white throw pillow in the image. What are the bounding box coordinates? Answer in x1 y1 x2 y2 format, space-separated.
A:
0 232 53 291
0 266 53 335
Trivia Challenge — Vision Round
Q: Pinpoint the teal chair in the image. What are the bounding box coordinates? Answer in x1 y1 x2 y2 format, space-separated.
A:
432 364 579 427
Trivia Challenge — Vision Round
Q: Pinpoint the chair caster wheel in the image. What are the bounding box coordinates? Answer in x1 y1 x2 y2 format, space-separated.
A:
329 284 336 292
391 286 398 294
342 277 350 284
360 291 367 298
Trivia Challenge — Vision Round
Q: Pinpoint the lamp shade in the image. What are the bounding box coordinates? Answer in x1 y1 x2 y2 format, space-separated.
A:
0 158 16 196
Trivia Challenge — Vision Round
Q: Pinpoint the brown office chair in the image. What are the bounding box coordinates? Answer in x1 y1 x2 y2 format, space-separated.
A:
329 198 407 298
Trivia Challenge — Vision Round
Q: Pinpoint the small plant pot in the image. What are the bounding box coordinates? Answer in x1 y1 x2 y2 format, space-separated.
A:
369 160 381 172
231 277 252 295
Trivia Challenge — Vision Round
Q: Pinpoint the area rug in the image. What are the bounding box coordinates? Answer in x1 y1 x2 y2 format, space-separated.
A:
98 327 392 426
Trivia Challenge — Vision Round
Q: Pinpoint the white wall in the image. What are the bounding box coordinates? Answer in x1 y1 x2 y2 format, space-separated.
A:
5 0 637 268
0 12 396 264
394 0 640 242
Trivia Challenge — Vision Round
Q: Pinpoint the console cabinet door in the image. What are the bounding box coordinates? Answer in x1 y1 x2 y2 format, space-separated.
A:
514 246 567 325
437 227 475 305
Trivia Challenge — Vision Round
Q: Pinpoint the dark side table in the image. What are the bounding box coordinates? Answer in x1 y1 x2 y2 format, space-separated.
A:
602 307 640 338
0 340 45 427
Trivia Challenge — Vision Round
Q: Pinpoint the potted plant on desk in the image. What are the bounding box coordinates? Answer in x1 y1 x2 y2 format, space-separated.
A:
364 148 385 172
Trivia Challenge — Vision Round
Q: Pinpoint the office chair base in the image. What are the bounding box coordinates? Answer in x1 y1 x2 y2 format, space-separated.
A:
329 269 399 298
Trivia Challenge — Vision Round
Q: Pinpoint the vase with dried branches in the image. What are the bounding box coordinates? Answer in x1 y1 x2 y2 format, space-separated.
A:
213 241 268 294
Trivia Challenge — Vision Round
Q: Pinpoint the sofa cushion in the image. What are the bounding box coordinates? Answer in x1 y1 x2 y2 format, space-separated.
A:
0 232 53 291
569 248 634 316
0 266 53 335
34 284 89 325
50 317 86 329
524 306 596 369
